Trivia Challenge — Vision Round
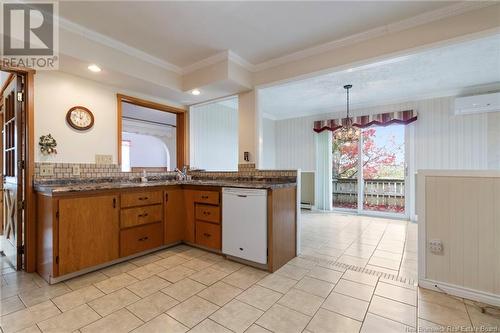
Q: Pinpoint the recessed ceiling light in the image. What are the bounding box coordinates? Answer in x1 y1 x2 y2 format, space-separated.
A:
191 89 201 96
88 64 101 73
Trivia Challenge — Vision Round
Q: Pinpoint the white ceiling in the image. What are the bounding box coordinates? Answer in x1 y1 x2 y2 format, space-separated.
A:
259 34 500 119
59 1 456 69
122 102 177 126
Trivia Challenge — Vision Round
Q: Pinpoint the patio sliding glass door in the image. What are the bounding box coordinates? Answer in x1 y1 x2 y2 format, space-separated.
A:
332 124 407 216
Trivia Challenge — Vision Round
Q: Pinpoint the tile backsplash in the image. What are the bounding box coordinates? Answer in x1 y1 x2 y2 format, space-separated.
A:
34 162 297 182
34 163 176 180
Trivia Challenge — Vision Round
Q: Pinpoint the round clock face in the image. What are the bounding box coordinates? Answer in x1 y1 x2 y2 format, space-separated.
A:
66 106 94 130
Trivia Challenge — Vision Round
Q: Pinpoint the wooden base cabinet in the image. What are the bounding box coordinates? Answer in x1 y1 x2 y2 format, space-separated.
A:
57 194 119 276
120 222 163 257
36 183 297 283
183 188 221 250
164 187 185 244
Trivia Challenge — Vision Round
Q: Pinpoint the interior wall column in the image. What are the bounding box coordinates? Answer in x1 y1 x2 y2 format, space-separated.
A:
238 90 259 166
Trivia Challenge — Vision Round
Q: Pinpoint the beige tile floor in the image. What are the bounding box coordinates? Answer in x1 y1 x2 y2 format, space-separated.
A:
300 211 418 281
0 213 498 332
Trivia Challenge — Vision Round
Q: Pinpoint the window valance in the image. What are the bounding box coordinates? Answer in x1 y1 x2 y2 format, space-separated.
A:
313 110 417 133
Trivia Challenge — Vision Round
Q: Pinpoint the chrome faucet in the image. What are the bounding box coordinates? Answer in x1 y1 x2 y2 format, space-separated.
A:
175 166 188 181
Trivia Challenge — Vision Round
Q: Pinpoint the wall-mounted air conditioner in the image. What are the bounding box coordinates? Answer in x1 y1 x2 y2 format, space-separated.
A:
454 92 500 115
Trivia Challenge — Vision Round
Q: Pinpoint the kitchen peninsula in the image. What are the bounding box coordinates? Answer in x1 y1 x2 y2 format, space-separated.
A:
35 175 297 284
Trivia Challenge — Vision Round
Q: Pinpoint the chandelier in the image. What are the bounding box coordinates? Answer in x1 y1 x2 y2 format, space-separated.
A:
334 84 360 142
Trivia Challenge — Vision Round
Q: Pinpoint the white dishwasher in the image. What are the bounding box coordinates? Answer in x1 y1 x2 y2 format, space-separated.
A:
222 188 267 264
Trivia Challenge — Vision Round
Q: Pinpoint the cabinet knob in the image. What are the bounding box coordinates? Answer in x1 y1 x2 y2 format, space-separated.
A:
138 197 148 201
201 195 208 199
203 211 210 215
138 213 148 218
203 232 211 237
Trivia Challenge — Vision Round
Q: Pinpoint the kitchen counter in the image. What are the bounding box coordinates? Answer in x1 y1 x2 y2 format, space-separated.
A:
35 176 298 283
34 179 296 195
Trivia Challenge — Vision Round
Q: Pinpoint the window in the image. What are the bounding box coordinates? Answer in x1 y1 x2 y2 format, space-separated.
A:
333 124 406 215
118 94 185 171
121 140 131 172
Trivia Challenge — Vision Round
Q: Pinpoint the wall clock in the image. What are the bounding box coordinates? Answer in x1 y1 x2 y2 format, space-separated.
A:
66 106 94 131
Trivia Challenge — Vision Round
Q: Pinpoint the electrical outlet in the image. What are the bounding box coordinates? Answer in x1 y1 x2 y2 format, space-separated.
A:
72 165 80 176
95 154 112 165
429 239 443 254
39 164 54 176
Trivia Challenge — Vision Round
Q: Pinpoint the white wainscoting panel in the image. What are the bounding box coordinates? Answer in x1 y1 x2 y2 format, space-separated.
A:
418 171 500 305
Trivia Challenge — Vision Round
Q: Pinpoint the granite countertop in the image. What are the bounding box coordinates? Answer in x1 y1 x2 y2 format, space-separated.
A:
34 179 296 195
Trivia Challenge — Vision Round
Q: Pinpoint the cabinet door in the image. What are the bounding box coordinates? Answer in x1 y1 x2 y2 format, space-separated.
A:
164 188 185 244
58 194 119 276
183 190 196 243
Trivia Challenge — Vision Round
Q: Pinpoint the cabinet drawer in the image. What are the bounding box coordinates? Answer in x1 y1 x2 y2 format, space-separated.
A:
121 191 162 208
193 191 219 205
120 222 163 257
120 204 162 229
195 204 220 224
195 221 221 250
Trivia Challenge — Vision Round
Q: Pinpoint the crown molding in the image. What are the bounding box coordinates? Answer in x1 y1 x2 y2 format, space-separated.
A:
181 50 255 75
227 50 255 71
58 1 494 78
58 17 183 74
251 2 495 72
181 50 229 75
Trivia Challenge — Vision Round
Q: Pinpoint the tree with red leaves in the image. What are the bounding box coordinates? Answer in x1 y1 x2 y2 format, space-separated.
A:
333 127 402 180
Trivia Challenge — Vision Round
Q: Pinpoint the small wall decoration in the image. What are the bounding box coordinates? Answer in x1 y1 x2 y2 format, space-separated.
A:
66 106 94 131
39 134 57 155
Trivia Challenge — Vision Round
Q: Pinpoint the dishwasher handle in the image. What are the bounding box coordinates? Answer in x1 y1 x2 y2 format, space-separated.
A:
237 194 247 198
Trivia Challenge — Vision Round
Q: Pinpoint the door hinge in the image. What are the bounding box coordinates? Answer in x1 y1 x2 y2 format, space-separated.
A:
18 161 25 169
55 256 59 264
17 92 24 102
17 245 25 255
56 210 59 219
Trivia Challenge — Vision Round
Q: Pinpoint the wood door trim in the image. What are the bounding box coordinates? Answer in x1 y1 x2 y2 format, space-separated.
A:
117 94 185 114
116 94 187 168
1 65 36 272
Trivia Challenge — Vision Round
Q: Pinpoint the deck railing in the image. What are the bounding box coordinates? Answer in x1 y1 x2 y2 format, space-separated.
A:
332 178 405 212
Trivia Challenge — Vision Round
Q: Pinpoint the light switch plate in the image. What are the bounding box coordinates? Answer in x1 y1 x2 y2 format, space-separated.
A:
39 164 54 176
95 154 112 165
72 165 80 176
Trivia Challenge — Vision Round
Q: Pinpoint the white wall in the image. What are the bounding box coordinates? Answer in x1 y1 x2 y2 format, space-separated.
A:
35 71 118 163
34 71 181 164
122 118 176 170
269 96 498 171
264 96 500 218
122 132 170 169
274 116 317 171
238 91 256 164
488 112 500 169
190 99 238 171
418 171 500 305
261 117 276 169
